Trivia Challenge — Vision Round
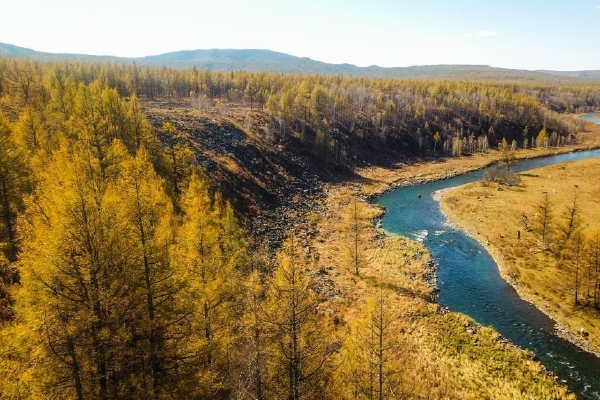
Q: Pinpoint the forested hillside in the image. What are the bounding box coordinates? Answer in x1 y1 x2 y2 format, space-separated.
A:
0 57 597 399
3 41 600 80
2 59 598 167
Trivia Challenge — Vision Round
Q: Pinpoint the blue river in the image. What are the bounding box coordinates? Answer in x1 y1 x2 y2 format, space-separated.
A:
378 115 600 399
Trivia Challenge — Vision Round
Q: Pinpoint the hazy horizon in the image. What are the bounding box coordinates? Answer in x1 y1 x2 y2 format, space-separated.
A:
2 0 599 71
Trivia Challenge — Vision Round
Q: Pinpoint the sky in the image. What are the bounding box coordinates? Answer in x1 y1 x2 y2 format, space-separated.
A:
1 0 599 71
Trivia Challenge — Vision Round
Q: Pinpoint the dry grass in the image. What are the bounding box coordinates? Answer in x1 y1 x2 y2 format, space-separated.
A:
305 122 600 397
312 182 574 398
439 158 600 354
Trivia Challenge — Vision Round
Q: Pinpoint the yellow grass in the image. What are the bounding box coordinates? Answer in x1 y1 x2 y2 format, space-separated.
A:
311 183 574 398
306 125 600 397
439 158 600 354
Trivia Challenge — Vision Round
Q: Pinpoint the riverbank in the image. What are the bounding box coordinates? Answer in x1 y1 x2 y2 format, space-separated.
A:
436 158 600 357
296 123 600 397
303 165 588 397
359 117 600 198
436 188 600 358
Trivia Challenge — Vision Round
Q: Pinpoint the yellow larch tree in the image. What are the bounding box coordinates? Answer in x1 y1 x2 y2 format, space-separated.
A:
171 172 244 397
339 289 410 400
262 236 337 400
110 146 179 398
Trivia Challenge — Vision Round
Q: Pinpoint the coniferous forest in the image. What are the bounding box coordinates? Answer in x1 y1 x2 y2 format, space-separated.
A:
0 58 599 399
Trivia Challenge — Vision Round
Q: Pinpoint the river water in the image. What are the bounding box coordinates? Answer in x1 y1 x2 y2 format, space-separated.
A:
378 116 600 399
579 113 600 125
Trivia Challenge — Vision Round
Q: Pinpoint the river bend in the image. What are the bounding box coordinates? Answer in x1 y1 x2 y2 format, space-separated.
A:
378 122 600 398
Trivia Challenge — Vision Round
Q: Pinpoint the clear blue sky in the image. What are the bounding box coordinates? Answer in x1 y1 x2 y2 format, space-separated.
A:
2 0 599 70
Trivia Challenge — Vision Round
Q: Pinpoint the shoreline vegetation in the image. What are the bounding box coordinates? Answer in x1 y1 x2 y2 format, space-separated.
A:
434 187 600 358
434 155 600 357
360 116 600 198
303 121 600 396
310 182 576 398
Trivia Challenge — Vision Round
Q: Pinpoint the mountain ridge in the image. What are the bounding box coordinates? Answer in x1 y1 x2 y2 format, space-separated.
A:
1 41 599 81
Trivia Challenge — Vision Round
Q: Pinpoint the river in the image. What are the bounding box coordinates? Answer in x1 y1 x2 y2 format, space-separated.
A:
378 116 600 399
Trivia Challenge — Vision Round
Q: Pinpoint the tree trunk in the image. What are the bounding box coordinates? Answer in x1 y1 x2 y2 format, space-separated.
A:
67 336 85 400
0 178 16 260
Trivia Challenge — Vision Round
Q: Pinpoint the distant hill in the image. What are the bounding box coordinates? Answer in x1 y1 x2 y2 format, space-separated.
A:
0 42 38 57
0 42 123 63
537 70 600 79
1 41 599 81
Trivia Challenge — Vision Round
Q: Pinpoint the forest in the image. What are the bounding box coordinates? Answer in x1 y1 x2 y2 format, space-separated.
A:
0 58 599 399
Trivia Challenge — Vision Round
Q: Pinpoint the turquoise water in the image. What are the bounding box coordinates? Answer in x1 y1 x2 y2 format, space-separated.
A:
580 113 600 125
378 115 600 399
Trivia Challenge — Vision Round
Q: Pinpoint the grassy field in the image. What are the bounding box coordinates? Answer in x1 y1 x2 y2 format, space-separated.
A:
439 158 600 354
309 182 574 398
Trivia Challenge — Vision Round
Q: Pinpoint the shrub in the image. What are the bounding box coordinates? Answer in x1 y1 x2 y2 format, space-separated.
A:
483 168 521 186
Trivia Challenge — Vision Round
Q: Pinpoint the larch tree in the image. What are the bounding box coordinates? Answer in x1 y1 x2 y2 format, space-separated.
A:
533 193 554 250
556 190 583 257
564 231 585 305
262 236 336 400
497 137 516 171
13 106 48 153
171 172 244 397
339 289 410 400
0 253 17 321
111 146 179 398
232 269 269 400
166 140 196 200
583 231 600 308
343 196 370 276
0 117 31 260
16 140 134 399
